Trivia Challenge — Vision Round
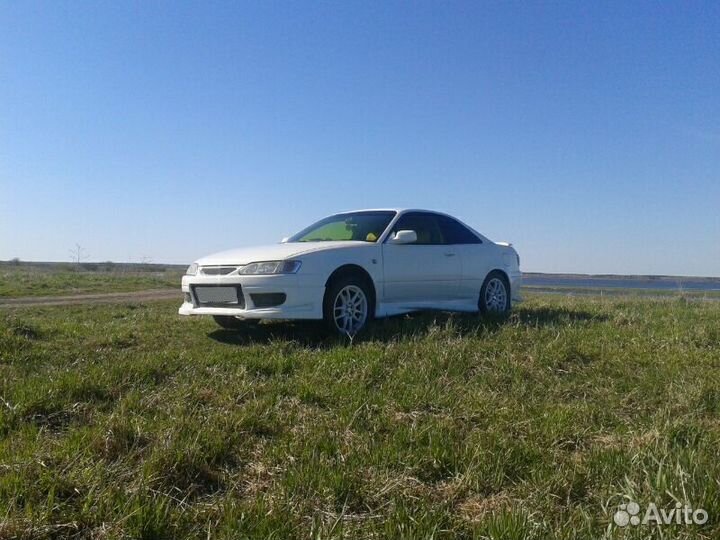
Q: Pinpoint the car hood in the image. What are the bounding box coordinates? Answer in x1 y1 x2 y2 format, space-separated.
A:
195 241 370 266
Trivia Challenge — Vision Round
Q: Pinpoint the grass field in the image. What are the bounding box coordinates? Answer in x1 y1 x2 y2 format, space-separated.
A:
0 263 183 298
523 285 720 300
1 294 719 539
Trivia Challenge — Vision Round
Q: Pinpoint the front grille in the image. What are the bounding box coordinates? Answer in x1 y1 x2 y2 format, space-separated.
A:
191 285 245 308
200 266 237 276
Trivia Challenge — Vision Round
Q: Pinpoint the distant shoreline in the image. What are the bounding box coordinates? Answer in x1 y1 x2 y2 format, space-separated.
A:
2 260 719 281
523 272 720 283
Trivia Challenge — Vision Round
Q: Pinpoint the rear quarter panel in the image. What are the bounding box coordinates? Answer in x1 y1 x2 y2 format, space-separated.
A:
459 242 520 300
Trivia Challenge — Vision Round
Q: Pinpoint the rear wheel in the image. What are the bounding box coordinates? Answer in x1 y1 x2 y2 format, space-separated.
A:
212 315 259 330
479 271 510 314
323 276 373 336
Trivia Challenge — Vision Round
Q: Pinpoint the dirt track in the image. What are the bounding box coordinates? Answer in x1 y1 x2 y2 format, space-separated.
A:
0 289 179 308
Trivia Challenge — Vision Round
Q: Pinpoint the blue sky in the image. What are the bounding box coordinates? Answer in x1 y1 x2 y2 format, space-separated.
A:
1 1 718 276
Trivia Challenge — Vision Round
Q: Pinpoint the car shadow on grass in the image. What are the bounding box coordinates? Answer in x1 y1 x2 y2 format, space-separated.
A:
514 305 608 326
207 305 607 347
207 313 509 348
208 321 333 348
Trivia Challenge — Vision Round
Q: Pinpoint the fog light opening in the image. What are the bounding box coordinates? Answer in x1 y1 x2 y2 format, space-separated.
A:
250 293 286 308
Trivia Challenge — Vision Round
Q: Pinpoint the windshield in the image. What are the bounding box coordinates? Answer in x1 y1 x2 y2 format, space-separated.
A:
287 211 396 243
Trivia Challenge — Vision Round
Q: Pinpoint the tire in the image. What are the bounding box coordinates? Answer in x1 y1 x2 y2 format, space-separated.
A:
323 275 373 336
212 315 258 330
478 271 511 315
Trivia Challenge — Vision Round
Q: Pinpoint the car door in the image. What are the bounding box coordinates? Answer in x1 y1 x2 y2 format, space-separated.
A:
381 212 462 303
434 214 490 302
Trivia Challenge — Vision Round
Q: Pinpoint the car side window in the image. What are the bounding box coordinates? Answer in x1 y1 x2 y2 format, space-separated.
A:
435 215 483 244
391 213 445 245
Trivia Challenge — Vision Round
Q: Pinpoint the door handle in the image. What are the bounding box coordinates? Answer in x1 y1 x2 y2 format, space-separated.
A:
444 252 456 257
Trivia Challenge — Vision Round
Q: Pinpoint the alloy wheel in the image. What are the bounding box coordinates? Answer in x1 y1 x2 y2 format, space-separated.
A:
484 277 508 312
333 285 368 334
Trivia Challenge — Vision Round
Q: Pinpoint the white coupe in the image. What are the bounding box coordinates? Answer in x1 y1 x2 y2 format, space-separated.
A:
179 209 521 335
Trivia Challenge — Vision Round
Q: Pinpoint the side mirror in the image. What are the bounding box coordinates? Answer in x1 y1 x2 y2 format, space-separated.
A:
388 230 417 244
280 237 289 243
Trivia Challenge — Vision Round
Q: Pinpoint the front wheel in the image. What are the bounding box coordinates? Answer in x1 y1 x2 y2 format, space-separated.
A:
479 272 511 315
323 276 372 336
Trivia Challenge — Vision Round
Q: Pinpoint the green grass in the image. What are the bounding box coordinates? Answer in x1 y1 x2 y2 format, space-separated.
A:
524 285 720 299
1 295 719 539
0 265 183 298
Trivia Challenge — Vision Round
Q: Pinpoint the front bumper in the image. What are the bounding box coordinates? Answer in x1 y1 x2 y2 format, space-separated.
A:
178 273 325 320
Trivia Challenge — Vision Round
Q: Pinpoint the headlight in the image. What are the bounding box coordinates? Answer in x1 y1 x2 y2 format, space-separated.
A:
238 260 301 275
186 263 198 276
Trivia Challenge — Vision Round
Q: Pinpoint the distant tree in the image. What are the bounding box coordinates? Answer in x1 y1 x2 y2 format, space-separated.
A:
69 244 89 265
10 257 21 265
139 255 155 272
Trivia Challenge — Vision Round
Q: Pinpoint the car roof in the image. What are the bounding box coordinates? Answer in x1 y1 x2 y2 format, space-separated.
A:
334 208 449 216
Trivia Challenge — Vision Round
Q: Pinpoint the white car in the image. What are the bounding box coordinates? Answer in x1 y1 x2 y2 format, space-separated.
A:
179 209 521 335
